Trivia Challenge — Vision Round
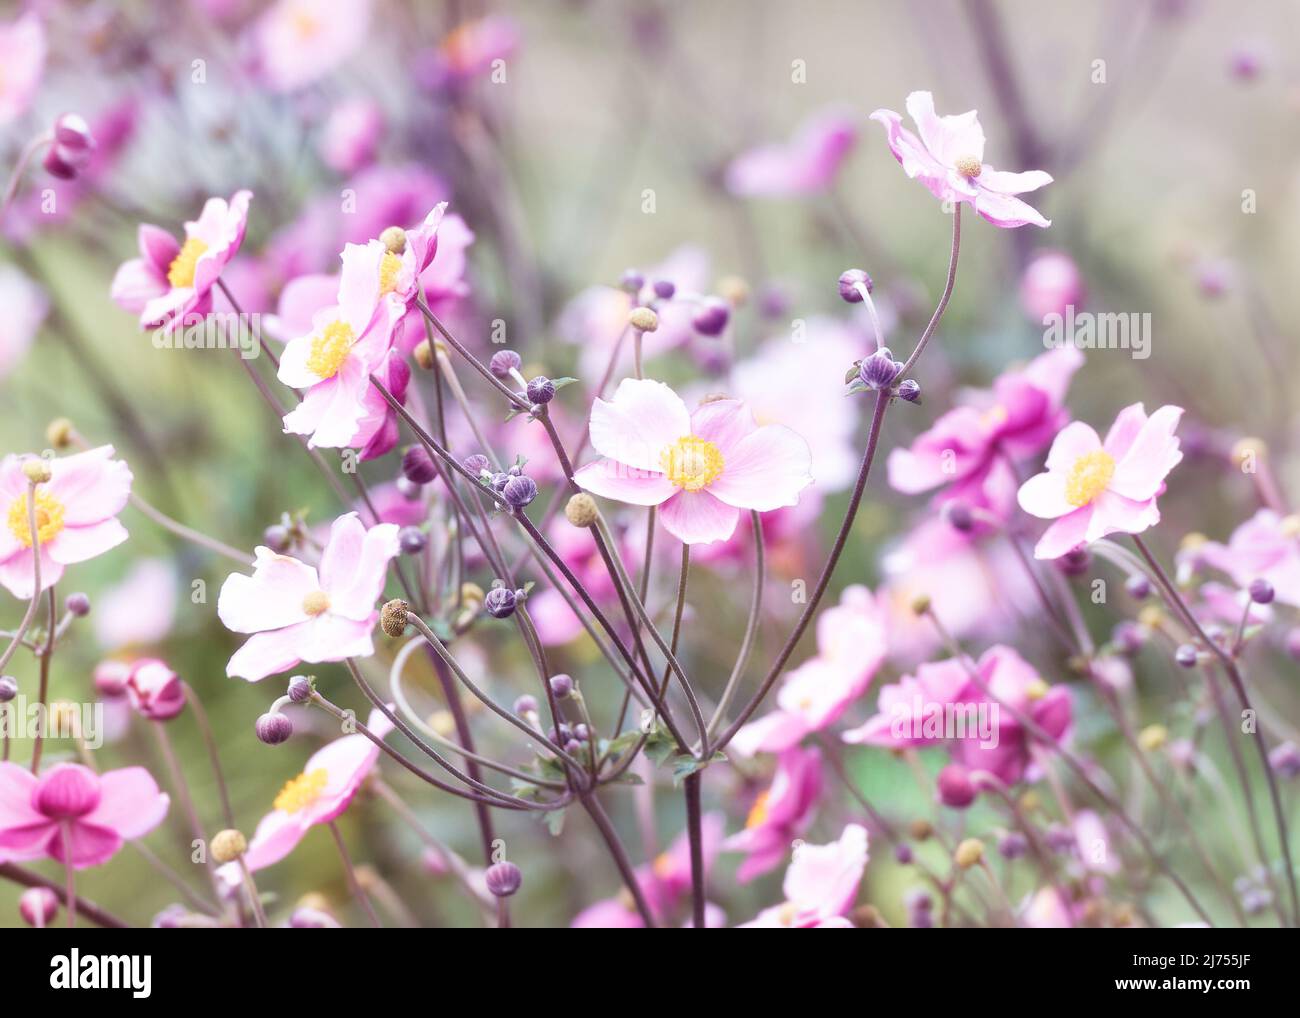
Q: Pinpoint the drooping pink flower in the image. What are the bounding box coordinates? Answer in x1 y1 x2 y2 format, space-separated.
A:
574 379 813 545
216 708 394 882
424 16 520 87
871 91 1052 228
217 512 399 681
0 762 169 869
738 823 868 928
731 585 885 755
125 658 186 721
1199 510 1300 609
724 746 824 881
0 265 47 379
725 109 858 197
887 346 1083 520
0 13 45 126
0 446 132 600
320 97 385 175
251 0 371 92
110 191 252 331
1017 403 1184 560
571 813 725 928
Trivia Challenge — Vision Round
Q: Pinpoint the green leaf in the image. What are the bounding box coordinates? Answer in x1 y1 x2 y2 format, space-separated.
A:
670 750 727 787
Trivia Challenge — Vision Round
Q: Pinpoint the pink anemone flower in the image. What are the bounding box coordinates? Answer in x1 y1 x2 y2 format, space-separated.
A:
871 90 1052 228
725 108 858 198
217 708 394 883
738 823 868 928
0 265 47 380
724 745 824 882
574 379 813 545
110 191 252 330
0 446 132 600
251 0 371 93
217 512 400 681
1017 403 1184 560
1199 510 1300 609
0 762 169 869
0 13 45 126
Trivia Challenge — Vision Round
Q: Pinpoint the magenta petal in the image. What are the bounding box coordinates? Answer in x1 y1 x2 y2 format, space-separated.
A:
82 767 169 840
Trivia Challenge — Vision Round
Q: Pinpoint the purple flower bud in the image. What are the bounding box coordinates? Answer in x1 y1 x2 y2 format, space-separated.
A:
903 887 932 912
896 378 921 403
19 887 59 928
463 453 490 477
998 831 1029 860
255 712 293 745
1268 741 1300 780
893 843 914 865
942 501 973 534
151 904 188 929
93 661 128 698
526 376 556 404
619 269 644 293
857 347 900 390
489 350 522 379
287 676 313 704
64 592 91 617
513 694 538 716
484 586 518 619
42 144 80 180
936 764 976 809
549 673 573 698
564 738 584 755
572 723 590 742
34 765 101 819
652 278 676 299
402 445 438 484
290 906 342 928
911 909 934 929
395 476 421 500
485 860 522 897
501 474 538 509
838 268 873 303
1249 578 1274 604
0 675 17 703
1124 574 1151 600
691 298 730 337
1112 621 1144 656
399 526 427 555
1287 628 1300 662
263 524 291 552
53 113 94 153
1044 824 1075 853
1056 546 1092 577
1175 643 1199 668
126 659 185 721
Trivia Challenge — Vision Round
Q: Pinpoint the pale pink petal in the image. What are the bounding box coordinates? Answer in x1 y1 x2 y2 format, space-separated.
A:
82 767 169 840
869 108 950 202
574 459 676 506
238 809 309 874
217 548 318 634
1044 421 1102 473
1100 402 1148 460
294 613 377 663
972 187 1051 229
1016 470 1073 519
0 547 63 599
225 623 311 681
728 710 811 757
1108 405 1183 501
688 399 758 459
657 490 740 545
46 446 132 524
977 167 1053 194
907 91 985 165
707 424 813 511
109 259 167 313
1086 491 1160 543
587 378 691 472
1033 507 1093 560
46 519 128 566
319 514 399 621
277 328 327 388
138 223 180 272
0 762 42 828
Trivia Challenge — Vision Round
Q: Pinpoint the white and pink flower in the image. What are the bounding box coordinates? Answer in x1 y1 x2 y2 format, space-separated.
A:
738 823 868 928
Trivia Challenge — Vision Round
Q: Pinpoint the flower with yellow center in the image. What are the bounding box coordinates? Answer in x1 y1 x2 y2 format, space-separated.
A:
660 436 725 492
954 154 982 179
273 768 329 813
378 251 403 296
305 320 356 380
744 790 772 830
7 490 66 548
1064 449 1115 508
301 590 331 617
166 237 209 289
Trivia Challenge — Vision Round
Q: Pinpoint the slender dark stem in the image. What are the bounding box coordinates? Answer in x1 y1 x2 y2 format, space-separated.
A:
684 771 706 929
580 792 656 928
328 820 381 927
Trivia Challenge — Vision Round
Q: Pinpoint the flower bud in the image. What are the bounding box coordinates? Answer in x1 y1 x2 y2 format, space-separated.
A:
838 269 872 303
262 523 291 552
513 694 538 716
255 712 293 745
998 831 1029 860
290 906 342 928
909 593 931 617
34 764 101 819
896 378 921 403
691 298 729 337
1124 574 1151 600
858 347 901 390
628 306 660 333
1249 578 1274 604
380 599 409 638
501 474 538 509
21 458 52 484
92 660 129 698
463 453 491 477
46 417 75 448
402 445 438 485
210 829 248 864
549 673 573 698
42 144 81 180
942 501 973 533
953 838 985 869
718 275 750 306
489 350 522 379
909 819 933 841
53 113 94 153
413 338 436 370
1112 621 1144 656
620 269 644 293
1175 643 1199 668
526 376 556 404
65 592 91 617
1268 741 1300 780
565 492 598 527
379 225 407 254
126 659 186 721
19 887 59 928
485 861 522 897
484 586 518 619
399 526 426 555
1056 546 1091 576
652 279 676 299
936 764 976 809
0 675 17 703
1287 628 1300 662
1138 723 1168 751
893 843 914 864
287 675 313 703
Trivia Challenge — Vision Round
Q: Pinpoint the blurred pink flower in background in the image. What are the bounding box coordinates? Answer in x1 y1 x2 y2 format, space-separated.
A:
725 108 858 197
575 380 813 545
217 512 399 680
725 745 823 881
93 558 178 651
1018 403 1184 559
251 0 371 92
0 762 169 869
0 13 45 125
872 90 1052 228
738 823 868 928
1199 509 1300 608
0 446 132 599
0 265 47 379
320 97 385 175
1020 249 1086 322
424 16 520 87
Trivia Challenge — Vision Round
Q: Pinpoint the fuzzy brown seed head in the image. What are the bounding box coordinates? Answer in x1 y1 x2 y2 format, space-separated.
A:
460 582 485 609
851 904 889 928
954 837 985 869
910 593 932 617
21 459 52 484
46 418 75 449
380 599 409 638
413 339 435 370
211 829 247 864
1137 604 1165 630
909 819 934 841
564 493 598 528
1138 723 1168 752
954 155 982 178
628 307 659 333
379 226 407 255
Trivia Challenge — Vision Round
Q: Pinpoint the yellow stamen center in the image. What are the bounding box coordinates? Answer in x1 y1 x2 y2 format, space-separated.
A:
7 490 66 548
378 252 403 295
1064 450 1115 508
652 852 673 878
273 768 329 813
981 404 1009 430
776 901 799 926
166 237 209 289
954 155 982 179
745 790 772 830
291 8 321 39
661 436 724 492
302 590 331 616
305 320 356 380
